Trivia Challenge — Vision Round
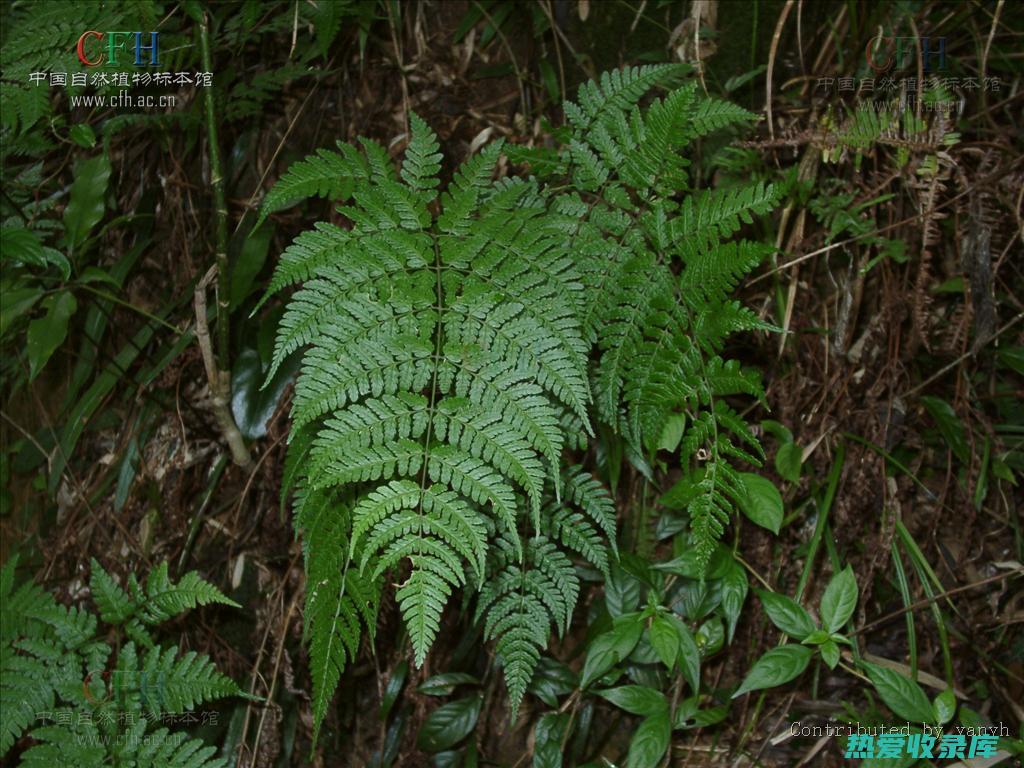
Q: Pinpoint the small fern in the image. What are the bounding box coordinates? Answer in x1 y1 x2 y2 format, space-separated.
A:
0 556 246 766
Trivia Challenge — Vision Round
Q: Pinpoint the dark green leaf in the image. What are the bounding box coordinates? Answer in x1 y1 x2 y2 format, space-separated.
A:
669 614 701 695
863 664 935 724
649 616 679 671
757 590 815 640
719 558 747 643
27 291 77 381
819 639 839 669
732 644 812 698
230 223 272 309
775 442 802 483
418 672 479 697
738 473 783 534
528 658 578 707
625 708 671 768
581 613 643 689
63 154 111 251
417 694 483 753
380 661 408 719
69 124 97 148
595 685 666 716
533 712 569 768
819 566 858 633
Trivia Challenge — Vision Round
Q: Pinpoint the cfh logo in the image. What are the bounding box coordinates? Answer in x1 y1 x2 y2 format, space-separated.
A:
76 31 160 66
865 35 947 73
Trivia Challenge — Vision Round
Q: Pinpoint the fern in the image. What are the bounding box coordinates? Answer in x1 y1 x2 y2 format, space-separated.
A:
264 113 606 732
0 556 244 765
527 65 777 569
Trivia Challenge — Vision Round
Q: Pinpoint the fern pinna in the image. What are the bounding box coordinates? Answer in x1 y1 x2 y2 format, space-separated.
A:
263 64 774 730
262 115 614 726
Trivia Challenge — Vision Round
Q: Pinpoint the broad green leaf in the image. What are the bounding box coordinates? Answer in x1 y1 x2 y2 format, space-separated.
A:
921 396 969 463
819 639 840 669
760 420 793 444
625 708 671 768
649 616 679 671
417 694 482 753
819 566 858 633
732 644 812 698
63 154 111 251
933 688 956 725
581 613 644 689
738 473 783 534
756 590 815 640
719 558 748 643
418 672 479 697
695 617 724 656
674 616 701 695
605 565 642 618
775 442 802 483
596 685 666 717
527 658 578 708
69 124 97 148
863 664 935 723
27 291 77 381
533 712 570 768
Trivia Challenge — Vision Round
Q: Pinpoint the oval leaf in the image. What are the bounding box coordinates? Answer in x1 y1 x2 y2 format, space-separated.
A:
738 473 783 534
757 590 815 640
27 291 77 381
626 708 671 768
417 694 483 753
596 685 666 717
732 644 812 698
819 566 858 633
864 664 935 724
581 613 643 689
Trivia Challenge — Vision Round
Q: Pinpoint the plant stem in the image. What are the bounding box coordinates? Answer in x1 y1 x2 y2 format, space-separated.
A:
196 12 251 470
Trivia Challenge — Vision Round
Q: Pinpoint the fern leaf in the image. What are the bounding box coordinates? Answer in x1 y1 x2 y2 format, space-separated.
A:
257 142 370 225
138 563 239 625
135 645 243 717
89 558 134 625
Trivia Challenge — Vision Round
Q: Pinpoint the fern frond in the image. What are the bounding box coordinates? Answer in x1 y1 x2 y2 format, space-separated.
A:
297 485 380 740
476 535 579 718
134 645 243 717
256 141 371 225
89 558 134 625
266 114 596 705
401 112 443 198
17 720 106 768
136 563 239 626
566 64 690 132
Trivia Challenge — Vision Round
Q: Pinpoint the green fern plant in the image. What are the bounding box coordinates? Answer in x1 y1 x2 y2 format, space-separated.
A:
0 556 247 767
261 113 613 726
519 65 779 567
261 64 775 731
